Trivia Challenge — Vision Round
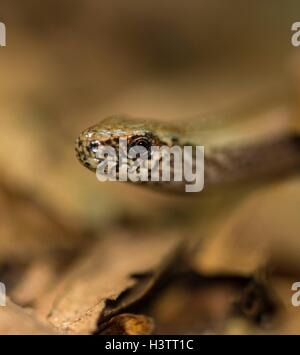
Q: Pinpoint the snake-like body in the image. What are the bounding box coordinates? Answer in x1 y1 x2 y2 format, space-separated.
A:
75 97 300 193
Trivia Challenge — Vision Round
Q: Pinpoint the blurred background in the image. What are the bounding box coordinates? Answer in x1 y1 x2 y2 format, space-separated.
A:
1 0 300 334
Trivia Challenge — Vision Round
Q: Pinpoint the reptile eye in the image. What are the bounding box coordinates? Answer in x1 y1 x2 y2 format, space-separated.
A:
88 140 100 152
129 137 151 151
128 136 152 159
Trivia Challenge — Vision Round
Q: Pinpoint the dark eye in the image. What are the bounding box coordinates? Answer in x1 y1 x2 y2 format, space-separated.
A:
88 140 100 152
129 137 152 158
129 137 151 151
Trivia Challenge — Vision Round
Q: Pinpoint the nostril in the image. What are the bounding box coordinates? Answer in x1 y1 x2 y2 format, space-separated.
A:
88 140 100 152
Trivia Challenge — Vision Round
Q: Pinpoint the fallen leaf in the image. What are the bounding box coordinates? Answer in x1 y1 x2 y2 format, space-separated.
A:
47 232 181 334
0 299 57 335
98 313 154 335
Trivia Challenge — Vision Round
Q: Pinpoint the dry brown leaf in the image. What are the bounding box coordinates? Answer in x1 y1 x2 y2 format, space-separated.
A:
46 232 181 334
0 299 57 335
98 313 154 335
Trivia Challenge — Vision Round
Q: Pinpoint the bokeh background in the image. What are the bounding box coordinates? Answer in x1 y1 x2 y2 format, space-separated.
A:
1 0 300 334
